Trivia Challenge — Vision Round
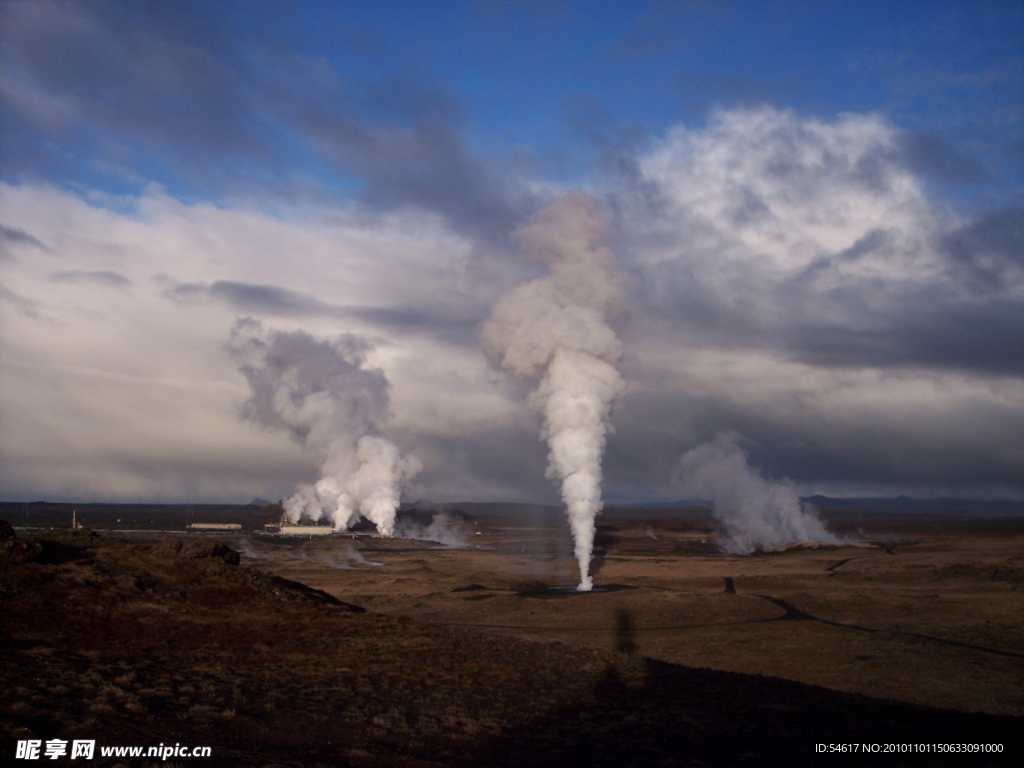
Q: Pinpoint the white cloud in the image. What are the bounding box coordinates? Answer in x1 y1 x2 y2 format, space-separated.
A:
635 107 945 277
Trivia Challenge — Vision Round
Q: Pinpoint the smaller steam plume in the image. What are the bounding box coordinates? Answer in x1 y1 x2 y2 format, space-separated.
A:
481 190 626 591
395 511 473 548
230 318 420 535
234 538 383 567
324 545 384 568
674 432 843 553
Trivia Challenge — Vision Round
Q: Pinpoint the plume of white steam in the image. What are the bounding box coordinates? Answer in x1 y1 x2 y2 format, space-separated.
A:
395 511 472 548
322 544 384 568
234 538 383 567
230 318 421 536
234 537 264 560
674 432 843 553
481 190 626 591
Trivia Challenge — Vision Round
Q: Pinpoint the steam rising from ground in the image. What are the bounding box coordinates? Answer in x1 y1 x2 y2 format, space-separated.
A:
395 512 472 548
674 432 843 553
482 191 626 591
235 538 383 567
230 319 420 535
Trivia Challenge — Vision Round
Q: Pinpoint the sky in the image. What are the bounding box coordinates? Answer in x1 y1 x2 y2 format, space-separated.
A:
1 0 1021 505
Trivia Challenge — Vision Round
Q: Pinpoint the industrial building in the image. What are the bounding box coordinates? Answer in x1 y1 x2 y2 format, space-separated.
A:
280 524 333 536
263 512 334 536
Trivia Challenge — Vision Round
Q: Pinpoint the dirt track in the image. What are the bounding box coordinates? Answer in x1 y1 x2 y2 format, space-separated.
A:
263 519 1024 718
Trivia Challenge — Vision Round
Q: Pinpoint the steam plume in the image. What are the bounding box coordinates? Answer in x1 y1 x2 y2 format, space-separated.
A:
395 511 473 548
674 432 842 553
230 318 420 535
481 190 626 591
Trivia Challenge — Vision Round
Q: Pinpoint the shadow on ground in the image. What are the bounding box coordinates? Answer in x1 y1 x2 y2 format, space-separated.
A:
462 657 1019 767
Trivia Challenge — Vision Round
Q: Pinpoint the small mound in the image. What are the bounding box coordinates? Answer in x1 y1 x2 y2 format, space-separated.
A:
154 539 241 564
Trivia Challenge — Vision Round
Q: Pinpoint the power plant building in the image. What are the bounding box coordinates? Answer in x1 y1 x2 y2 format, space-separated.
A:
280 524 333 536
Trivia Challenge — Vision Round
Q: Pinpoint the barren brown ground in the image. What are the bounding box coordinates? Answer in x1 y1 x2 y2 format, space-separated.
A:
2 514 1022 767
261 518 1024 718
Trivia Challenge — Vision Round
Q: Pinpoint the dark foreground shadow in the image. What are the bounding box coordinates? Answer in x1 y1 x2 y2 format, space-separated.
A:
615 608 637 655
460 658 1022 768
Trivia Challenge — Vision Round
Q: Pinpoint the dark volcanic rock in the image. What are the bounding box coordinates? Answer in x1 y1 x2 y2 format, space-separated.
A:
154 538 241 564
268 574 366 611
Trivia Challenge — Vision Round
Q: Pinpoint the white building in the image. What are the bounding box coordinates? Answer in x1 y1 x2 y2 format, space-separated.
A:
279 524 334 536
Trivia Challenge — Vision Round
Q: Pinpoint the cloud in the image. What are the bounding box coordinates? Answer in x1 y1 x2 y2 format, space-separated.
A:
896 130 989 184
161 280 479 345
0 0 529 238
0 285 47 320
615 106 1023 377
608 348 1023 499
297 109 530 239
0 0 269 177
1 223 48 250
597 106 1023 497
940 207 1024 290
165 280 349 317
1 103 1021 504
50 270 131 288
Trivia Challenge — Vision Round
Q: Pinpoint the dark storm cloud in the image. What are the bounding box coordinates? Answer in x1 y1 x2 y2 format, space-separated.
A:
0 0 527 238
299 111 528 239
283 58 531 238
773 224 1024 375
560 94 652 184
1 224 48 250
49 270 131 287
896 131 989 185
696 401 1022 490
781 294 1024 376
166 281 344 317
164 280 478 341
605 369 1024 499
0 0 270 181
641 245 1024 378
941 207 1024 290
411 427 553 504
